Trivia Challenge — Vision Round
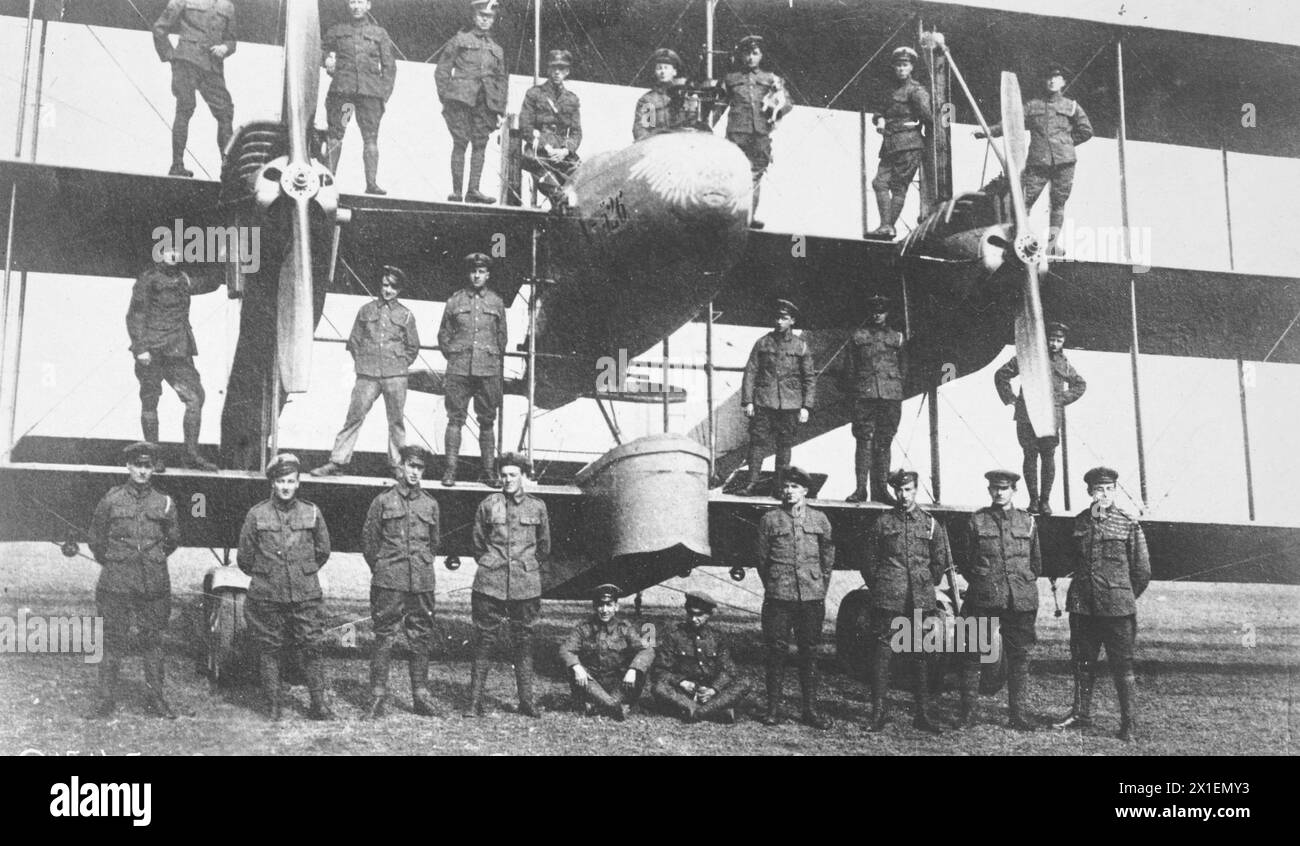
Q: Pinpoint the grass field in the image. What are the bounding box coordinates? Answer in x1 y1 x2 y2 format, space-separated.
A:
0 543 1295 756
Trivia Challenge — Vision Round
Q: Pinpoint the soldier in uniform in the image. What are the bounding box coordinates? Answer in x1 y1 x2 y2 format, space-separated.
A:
867 47 931 239
756 466 834 729
437 252 506 487
322 0 398 195
237 454 334 721
519 50 582 206
360 446 441 719
956 469 1042 731
651 591 752 723
715 35 792 228
862 470 952 734
558 583 655 721
465 452 551 717
435 0 508 203
633 48 684 141
844 293 906 503
993 321 1087 515
126 247 222 472
1052 467 1150 741
86 442 182 719
977 63 1093 256
152 0 236 177
311 266 420 476
739 299 815 497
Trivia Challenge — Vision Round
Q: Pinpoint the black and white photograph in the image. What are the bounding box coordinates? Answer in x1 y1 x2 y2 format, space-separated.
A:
0 0 1295 772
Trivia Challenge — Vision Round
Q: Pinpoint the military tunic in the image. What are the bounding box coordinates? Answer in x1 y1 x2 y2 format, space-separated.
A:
89 483 180 654
871 77 931 219
327 298 419 466
632 86 682 141
237 497 332 652
758 503 834 666
720 68 791 179
960 505 1041 662
864 505 951 613
1064 504 1150 665
362 482 440 650
323 19 397 145
435 29 507 143
991 92 1092 232
742 330 816 411
472 491 550 601
439 287 506 434
994 351 1087 448
519 80 582 190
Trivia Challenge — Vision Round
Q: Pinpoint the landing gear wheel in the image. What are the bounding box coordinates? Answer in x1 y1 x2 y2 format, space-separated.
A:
206 587 247 690
835 588 872 678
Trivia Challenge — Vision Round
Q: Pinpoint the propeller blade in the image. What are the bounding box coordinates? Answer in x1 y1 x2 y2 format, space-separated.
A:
999 71 1055 438
282 0 320 166
277 196 314 393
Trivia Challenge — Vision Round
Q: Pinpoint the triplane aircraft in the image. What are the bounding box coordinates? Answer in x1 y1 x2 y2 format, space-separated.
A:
0 0 1297 681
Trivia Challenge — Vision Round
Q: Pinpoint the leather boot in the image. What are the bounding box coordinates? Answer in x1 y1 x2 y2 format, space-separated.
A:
141 412 166 472
86 658 120 719
304 655 335 721
466 143 490 202
1039 452 1057 512
143 651 178 719
1022 452 1040 511
442 427 461 486
912 660 942 734
1053 661 1094 729
955 660 980 728
867 645 892 732
216 118 233 159
450 141 467 200
479 427 500 487
750 180 764 228
846 438 872 502
740 444 764 496
799 661 831 730
259 652 282 722
760 664 784 725
888 194 907 231
870 438 896 505
170 114 193 177
183 409 218 472
463 644 489 717
868 189 894 237
410 652 440 717
514 641 539 717
1116 670 1138 742
1007 659 1036 731
582 679 622 719
363 640 392 720
363 141 385 194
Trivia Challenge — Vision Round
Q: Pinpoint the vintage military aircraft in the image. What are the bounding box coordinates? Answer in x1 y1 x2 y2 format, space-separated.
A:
0 1 1297 675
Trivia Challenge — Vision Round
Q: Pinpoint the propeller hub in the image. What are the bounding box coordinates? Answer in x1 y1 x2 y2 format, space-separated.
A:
1013 231 1041 265
280 161 320 202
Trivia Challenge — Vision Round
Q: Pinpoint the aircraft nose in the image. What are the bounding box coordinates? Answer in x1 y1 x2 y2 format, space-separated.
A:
631 132 753 224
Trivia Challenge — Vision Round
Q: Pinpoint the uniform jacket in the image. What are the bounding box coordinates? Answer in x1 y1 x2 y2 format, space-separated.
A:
238 498 331 603
990 92 1092 167
438 287 506 377
633 86 682 141
846 326 906 400
348 298 420 378
875 77 931 155
960 506 1041 612
152 0 237 75
864 505 953 612
559 616 655 676
126 265 221 357
362 482 440 593
757 504 835 602
472 491 551 601
994 351 1087 427
520 82 582 152
741 330 816 410
1065 504 1151 616
89 483 179 598
323 19 397 102
652 621 737 689
720 68 791 136
434 29 507 114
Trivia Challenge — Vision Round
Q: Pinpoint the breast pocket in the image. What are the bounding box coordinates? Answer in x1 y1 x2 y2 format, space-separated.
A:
517 514 542 570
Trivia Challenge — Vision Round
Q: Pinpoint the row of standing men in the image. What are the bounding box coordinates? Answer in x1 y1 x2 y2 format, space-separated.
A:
88 440 1148 741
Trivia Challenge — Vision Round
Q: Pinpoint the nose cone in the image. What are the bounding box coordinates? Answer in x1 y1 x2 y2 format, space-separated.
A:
628 131 753 225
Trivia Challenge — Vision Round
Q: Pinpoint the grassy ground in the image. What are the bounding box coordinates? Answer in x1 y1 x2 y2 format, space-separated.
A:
0 543 1295 756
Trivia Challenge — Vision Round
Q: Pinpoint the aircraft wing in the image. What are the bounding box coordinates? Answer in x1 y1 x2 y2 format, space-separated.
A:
0 160 228 279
